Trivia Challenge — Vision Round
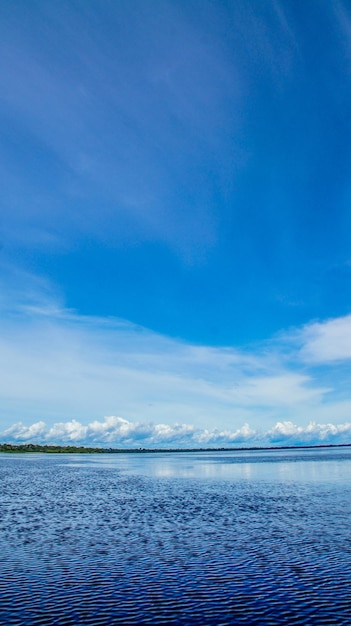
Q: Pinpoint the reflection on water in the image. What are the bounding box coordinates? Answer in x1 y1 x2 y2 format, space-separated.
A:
1 447 351 625
61 446 351 483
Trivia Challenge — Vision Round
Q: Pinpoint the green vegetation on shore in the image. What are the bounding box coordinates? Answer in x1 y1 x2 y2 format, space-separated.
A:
0 442 350 453
0 443 106 453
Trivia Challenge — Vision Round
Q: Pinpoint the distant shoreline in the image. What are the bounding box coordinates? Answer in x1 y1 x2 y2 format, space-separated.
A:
0 443 351 454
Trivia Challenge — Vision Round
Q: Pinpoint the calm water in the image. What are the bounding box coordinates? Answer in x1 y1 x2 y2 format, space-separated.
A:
1 448 351 625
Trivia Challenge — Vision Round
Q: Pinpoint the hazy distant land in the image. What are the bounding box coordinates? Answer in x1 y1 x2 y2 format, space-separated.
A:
0 443 350 453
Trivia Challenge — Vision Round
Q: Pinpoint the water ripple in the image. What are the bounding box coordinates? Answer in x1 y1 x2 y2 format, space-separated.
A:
0 452 351 624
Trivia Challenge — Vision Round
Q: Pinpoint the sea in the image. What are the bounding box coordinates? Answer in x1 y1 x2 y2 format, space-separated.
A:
0 447 350 625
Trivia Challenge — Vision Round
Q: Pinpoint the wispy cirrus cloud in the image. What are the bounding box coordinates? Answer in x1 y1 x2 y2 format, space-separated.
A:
0 0 243 260
0 278 333 430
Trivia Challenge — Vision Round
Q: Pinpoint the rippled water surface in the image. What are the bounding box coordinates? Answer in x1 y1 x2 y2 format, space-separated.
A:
1 448 351 625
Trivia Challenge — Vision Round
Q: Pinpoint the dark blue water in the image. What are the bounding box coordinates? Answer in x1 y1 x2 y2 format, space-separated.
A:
1 448 351 625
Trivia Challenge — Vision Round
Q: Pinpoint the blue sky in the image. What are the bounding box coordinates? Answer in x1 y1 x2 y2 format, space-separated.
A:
1 0 351 447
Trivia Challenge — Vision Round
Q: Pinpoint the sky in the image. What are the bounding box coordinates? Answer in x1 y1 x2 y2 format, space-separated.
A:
1 0 351 447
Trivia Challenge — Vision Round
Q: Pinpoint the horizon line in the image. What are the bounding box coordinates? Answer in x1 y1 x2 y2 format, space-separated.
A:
1 442 351 453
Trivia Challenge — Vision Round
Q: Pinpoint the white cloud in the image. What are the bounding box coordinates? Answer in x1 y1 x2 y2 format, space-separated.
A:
2 416 351 448
266 420 351 445
196 423 256 445
3 420 47 441
0 417 206 446
299 314 351 363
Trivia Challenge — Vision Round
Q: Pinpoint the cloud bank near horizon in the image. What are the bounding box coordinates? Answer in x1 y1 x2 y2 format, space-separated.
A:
2 416 351 448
